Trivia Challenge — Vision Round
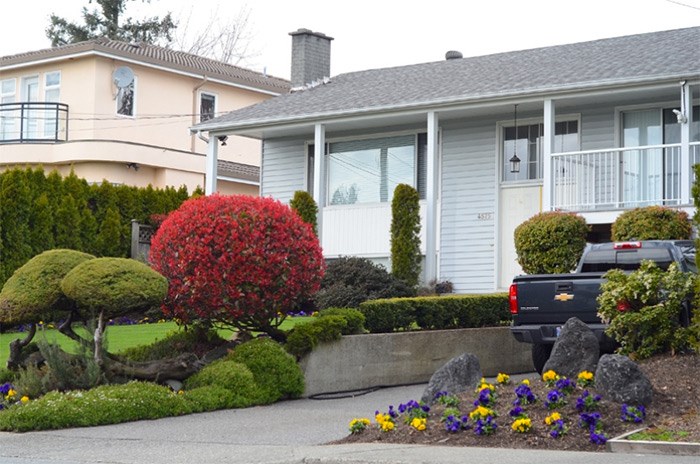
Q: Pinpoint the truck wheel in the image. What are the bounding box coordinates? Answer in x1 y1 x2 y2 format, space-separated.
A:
679 303 692 328
532 344 552 374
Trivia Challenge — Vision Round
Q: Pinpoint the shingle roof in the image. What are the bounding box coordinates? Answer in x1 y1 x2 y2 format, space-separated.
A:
1 38 290 94
217 160 259 183
195 26 700 131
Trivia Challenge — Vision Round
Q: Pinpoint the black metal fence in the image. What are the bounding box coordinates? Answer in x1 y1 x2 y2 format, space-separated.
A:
0 102 69 143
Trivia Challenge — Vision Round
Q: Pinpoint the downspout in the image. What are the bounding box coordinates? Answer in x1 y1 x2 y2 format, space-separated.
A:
191 76 209 152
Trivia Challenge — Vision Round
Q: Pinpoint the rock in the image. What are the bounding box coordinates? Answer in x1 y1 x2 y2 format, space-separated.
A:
595 354 653 406
542 317 599 378
163 379 184 392
421 353 481 404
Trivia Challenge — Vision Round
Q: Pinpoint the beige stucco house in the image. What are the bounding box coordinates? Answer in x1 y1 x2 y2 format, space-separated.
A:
0 38 289 193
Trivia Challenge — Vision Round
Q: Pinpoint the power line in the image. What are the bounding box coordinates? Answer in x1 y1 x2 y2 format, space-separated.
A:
665 0 700 10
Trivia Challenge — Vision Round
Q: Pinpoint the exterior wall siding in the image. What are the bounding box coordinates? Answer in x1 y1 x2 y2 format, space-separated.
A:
261 138 307 202
439 120 498 293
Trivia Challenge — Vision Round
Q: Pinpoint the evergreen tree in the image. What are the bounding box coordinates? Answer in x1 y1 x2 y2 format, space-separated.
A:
96 207 124 257
0 170 33 285
46 0 175 47
390 184 422 288
80 203 100 255
54 195 83 250
289 190 318 236
30 193 56 255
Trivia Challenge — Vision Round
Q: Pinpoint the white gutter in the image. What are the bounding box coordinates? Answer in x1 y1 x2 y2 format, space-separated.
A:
2 50 284 96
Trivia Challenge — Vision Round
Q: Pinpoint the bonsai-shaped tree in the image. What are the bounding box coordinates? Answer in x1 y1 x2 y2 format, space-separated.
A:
149 194 324 342
0 249 95 369
61 257 168 367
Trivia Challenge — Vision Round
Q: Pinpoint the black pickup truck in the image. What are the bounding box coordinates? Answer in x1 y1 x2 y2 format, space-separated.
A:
509 240 696 373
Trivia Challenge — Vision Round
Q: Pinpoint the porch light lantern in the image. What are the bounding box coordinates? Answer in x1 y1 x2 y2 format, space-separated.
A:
509 104 521 173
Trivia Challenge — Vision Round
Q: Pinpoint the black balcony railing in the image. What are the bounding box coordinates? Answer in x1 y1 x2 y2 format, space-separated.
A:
0 102 69 143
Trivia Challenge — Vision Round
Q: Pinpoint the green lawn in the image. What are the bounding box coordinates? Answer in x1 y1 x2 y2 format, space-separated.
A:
0 317 311 368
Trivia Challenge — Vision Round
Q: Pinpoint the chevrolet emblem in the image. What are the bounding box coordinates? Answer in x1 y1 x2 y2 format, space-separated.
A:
554 293 574 302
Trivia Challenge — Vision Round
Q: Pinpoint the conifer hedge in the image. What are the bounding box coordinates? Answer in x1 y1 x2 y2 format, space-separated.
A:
0 167 193 287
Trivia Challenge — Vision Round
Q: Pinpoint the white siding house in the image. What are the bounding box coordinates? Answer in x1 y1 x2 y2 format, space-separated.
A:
193 27 700 293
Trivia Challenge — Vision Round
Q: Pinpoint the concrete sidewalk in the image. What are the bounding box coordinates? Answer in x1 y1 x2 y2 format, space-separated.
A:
0 383 697 464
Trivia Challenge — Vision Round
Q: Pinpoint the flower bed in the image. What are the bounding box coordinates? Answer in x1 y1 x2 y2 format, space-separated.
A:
338 370 652 452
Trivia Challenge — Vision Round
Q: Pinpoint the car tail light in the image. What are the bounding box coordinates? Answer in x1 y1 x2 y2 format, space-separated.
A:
616 300 632 312
509 284 519 314
613 241 642 250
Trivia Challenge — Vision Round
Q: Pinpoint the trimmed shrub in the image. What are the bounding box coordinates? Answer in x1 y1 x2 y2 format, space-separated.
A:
318 308 365 334
611 206 692 241
227 338 304 404
391 184 421 288
290 190 318 235
184 359 257 408
285 315 346 359
149 195 324 340
359 294 510 333
316 256 414 310
0 249 95 325
514 211 589 274
285 309 364 358
0 381 189 432
61 258 168 318
182 385 243 412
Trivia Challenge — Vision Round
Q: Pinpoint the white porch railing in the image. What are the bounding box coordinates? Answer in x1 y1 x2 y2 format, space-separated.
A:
551 142 700 211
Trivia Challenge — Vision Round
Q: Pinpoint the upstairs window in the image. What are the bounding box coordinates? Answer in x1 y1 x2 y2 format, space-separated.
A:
200 93 217 122
116 78 135 117
43 71 60 137
0 78 16 140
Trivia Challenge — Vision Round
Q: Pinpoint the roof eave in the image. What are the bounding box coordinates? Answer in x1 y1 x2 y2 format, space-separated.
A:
192 73 696 136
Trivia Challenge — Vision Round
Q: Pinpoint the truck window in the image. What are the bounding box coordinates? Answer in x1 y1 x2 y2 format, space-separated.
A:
580 248 674 272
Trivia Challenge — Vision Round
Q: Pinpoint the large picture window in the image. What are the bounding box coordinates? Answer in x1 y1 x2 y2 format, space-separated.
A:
326 134 427 205
502 120 579 182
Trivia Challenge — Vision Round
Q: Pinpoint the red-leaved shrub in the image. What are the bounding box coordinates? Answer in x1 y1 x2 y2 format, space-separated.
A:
149 195 324 339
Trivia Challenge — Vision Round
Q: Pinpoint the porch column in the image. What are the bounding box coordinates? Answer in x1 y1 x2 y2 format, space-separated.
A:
425 111 439 284
205 136 218 195
680 81 692 205
313 123 326 243
542 99 555 210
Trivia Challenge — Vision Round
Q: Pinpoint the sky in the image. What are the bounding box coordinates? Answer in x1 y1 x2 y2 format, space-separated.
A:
1 0 699 80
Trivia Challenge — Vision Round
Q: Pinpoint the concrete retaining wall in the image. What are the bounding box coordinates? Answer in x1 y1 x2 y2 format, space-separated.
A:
299 326 534 397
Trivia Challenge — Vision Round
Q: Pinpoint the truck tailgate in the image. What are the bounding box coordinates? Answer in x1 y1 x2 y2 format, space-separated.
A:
512 272 604 325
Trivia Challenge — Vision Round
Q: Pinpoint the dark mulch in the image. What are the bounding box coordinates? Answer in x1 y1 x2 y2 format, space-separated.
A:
332 353 699 452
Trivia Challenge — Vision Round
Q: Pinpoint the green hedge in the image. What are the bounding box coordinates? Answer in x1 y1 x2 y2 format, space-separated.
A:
359 294 510 333
285 308 365 358
0 167 194 287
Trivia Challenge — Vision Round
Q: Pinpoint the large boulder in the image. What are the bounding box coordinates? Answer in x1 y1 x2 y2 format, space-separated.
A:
542 317 599 378
421 353 481 404
595 354 653 406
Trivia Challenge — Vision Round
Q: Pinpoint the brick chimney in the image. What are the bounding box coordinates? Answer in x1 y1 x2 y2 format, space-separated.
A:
289 29 333 88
